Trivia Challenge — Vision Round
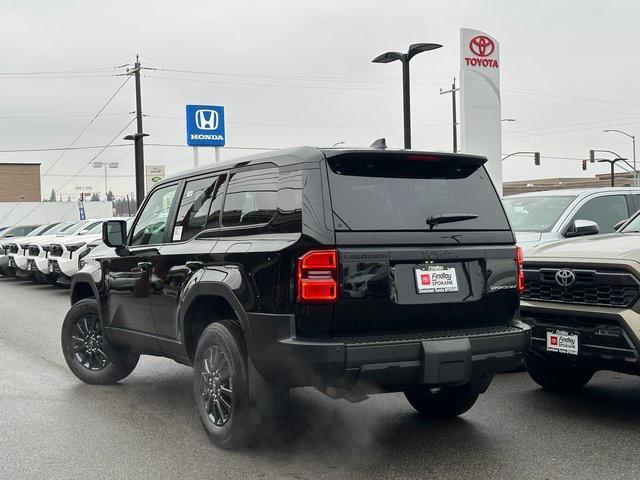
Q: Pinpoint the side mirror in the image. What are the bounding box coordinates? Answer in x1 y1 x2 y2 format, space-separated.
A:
614 219 627 231
565 219 600 238
102 220 127 249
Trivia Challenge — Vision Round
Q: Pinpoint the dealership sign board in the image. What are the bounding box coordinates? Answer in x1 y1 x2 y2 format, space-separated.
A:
186 105 225 147
145 165 166 193
459 29 502 193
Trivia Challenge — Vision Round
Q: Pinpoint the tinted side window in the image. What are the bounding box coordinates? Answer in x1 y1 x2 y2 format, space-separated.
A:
571 195 629 233
173 176 218 241
206 174 228 229
222 168 278 227
130 184 178 246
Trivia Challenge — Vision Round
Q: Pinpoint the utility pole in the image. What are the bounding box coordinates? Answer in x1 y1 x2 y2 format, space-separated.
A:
440 78 459 152
123 55 148 209
133 55 145 207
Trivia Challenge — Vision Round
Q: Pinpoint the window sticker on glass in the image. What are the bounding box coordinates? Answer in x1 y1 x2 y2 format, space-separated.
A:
186 190 194 198
173 226 183 241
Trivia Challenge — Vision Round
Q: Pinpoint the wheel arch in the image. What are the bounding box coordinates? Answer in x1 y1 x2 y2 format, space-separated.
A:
70 273 100 306
180 282 253 363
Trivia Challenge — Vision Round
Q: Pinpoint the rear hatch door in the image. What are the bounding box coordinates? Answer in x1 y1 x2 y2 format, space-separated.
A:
324 151 519 336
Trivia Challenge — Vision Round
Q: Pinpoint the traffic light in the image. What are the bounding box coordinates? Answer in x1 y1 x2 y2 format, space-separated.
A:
534 152 541 166
582 159 587 171
589 150 596 163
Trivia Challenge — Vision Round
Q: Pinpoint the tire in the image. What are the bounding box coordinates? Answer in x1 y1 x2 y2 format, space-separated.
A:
526 353 594 393
193 320 253 449
61 299 139 385
33 271 48 284
405 383 479 418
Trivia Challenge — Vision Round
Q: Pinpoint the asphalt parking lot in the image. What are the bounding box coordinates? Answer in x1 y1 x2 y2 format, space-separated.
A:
1 278 640 479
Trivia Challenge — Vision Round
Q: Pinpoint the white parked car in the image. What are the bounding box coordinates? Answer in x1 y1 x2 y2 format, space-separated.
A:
23 219 104 284
46 218 130 280
0 223 61 275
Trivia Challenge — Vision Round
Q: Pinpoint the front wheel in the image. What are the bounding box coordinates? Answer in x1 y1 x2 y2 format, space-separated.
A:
526 353 594 393
405 383 479 418
193 321 253 449
61 299 139 384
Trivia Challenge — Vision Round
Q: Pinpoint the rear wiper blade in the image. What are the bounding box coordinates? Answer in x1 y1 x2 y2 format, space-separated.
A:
426 213 478 230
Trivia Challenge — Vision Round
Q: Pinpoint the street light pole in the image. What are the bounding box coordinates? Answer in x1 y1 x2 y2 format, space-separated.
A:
603 129 637 187
589 149 631 187
372 43 443 149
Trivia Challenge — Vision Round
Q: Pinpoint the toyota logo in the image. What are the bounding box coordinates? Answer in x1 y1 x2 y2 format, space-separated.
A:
555 270 576 287
469 35 495 57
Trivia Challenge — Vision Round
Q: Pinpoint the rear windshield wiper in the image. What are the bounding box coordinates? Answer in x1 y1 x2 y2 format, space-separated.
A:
426 214 478 230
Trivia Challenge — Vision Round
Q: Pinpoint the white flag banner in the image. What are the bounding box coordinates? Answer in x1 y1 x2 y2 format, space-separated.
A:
459 28 502 193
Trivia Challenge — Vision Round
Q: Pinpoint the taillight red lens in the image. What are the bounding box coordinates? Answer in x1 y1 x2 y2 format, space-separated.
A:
515 246 525 294
297 250 338 303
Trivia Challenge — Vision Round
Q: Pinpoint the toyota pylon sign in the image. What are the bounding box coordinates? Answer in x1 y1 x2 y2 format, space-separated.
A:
459 29 502 193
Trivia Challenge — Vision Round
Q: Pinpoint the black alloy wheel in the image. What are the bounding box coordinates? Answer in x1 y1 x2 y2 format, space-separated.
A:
200 345 233 427
71 314 110 371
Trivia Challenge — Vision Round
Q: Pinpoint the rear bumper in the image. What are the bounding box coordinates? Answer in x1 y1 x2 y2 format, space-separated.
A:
249 314 531 391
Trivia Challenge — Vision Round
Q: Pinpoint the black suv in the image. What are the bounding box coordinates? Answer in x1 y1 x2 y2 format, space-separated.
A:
61 147 530 448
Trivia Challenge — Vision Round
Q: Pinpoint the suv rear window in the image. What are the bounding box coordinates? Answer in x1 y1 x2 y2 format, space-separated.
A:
326 153 509 231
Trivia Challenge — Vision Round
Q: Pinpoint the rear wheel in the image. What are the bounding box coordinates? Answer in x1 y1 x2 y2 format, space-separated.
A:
61 299 139 384
405 383 479 418
526 353 594 392
193 321 253 449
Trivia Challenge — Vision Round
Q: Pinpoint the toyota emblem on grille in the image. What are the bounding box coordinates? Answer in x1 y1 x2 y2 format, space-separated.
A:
555 269 576 287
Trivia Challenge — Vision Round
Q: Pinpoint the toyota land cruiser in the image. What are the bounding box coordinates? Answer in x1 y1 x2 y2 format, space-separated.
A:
61 147 530 448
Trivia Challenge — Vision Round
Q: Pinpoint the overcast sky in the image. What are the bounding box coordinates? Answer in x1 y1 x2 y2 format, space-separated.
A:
2 0 640 199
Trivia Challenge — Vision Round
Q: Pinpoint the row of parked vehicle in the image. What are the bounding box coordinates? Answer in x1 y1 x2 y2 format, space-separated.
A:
0 218 130 286
5 146 639 450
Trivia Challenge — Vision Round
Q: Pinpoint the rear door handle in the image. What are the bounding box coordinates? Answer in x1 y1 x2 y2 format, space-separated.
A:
137 261 152 272
185 261 204 271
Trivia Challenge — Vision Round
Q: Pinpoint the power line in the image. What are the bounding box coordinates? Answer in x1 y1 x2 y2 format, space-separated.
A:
503 85 640 108
53 116 137 194
143 74 440 92
151 67 449 84
0 144 130 153
503 96 640 116
146 143 278 151
144 114 448 129
41 76 132 176
10 118 137 226
0 112 131 120
0 67 118 75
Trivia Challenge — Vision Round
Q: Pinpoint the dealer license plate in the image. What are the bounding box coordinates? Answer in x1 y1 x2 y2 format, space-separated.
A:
546 330 579 355
415 265 459 294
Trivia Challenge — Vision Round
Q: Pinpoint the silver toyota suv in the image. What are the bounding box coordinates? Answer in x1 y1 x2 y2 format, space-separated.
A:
520 210 640 391
503 187 640 251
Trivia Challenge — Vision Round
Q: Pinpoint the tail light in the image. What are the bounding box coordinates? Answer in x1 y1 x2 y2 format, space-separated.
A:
515 246 525 294
297 249 339 303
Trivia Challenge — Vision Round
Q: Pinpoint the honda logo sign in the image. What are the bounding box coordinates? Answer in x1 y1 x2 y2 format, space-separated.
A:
195 109 219 130
186 104 225 147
